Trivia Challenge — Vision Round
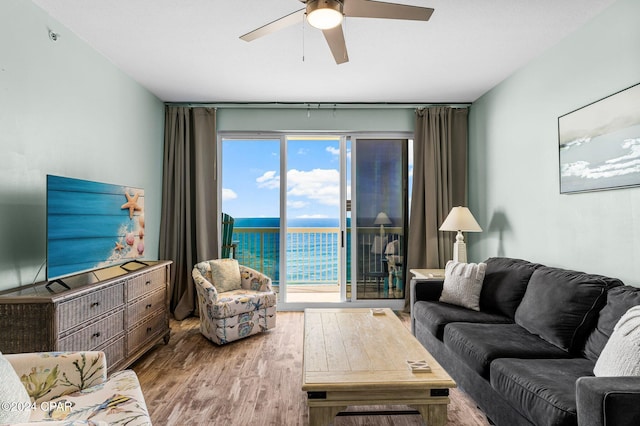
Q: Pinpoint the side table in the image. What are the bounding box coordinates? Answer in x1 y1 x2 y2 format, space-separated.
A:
409 269 446 333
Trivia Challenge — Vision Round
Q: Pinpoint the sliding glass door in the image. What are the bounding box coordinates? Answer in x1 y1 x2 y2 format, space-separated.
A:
285 136 343 303
220 138 282 292
351 137 409 300
220 133 409 306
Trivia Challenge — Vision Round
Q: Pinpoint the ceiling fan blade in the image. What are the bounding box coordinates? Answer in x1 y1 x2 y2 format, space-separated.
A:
240 8 305 42
322 24 349 64
344 0 434 21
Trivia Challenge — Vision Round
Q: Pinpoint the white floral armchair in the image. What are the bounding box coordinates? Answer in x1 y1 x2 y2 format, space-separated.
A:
1 351 150 425
192 259 277 345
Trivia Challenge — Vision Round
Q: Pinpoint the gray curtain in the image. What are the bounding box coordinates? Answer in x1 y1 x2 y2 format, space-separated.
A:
160 106 218 320
405 107 468 308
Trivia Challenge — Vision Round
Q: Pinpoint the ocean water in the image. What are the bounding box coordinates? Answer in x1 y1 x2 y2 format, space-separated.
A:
234 217 349 284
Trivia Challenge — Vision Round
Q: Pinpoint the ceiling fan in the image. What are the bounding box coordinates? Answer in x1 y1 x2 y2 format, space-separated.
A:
240 0 434 64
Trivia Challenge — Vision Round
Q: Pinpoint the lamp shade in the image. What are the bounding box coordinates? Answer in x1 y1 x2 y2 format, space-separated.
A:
374 211 392 226
439 207 482 232
306 0 344 30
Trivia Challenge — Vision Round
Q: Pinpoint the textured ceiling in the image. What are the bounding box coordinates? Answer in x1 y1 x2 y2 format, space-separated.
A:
32 0 617 103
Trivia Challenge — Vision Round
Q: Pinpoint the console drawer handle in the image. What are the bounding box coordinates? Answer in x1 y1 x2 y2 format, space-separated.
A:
146 327 152 333
92 332 101 338
145 281 151 286
90 302 100 308
145 304 152 309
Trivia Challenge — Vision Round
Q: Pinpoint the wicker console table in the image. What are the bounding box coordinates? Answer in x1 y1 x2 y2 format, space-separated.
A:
0 260 172 371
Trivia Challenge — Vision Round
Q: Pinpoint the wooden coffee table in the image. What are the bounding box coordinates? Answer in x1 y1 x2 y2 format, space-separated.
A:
302 308 456 426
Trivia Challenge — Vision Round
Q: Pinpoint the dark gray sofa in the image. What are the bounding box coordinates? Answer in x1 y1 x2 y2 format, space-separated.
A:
410 257 640 426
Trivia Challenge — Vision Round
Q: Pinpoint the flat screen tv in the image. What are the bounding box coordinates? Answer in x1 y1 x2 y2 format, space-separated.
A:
46 175 146 281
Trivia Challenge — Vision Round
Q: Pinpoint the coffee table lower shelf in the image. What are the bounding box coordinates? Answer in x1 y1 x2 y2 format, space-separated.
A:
306 388 450 426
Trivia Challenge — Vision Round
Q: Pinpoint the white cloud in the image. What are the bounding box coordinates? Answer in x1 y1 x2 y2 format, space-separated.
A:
255 166 343 209
287 168 340 206
562 139 640 180
326 146 339 156
222 188 237 200
326 145 351 162
256 170 280 189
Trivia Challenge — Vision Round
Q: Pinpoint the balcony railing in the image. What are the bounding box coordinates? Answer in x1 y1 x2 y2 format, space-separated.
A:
231 219 402 289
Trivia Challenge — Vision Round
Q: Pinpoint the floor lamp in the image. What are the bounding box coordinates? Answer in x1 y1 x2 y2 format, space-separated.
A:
439 206 482 263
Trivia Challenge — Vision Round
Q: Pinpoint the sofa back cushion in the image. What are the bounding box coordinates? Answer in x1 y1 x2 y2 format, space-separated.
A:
583 285 640 362
480 257 542 318
514 266 621 352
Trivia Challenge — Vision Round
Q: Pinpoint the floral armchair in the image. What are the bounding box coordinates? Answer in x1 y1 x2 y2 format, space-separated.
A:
1 351 150 425
192 259 277 345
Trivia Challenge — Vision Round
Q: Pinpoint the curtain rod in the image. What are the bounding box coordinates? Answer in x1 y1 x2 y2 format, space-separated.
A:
164 101 472 109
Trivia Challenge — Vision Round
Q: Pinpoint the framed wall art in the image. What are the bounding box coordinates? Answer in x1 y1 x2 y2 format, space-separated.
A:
558 82 640 194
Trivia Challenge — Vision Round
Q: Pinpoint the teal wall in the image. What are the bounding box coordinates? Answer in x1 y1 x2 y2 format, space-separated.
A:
468 0 640 285
0 1 164 291
217 107 415 132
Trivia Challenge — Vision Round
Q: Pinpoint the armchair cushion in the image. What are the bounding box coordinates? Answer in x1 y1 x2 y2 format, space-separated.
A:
209 258 242 293
0 351 31 424
205 289 277 319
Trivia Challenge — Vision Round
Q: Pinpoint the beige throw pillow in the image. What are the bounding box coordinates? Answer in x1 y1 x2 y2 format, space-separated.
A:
209 258 242 293
594 305 640 377
0 352 32 424
439 261 487 311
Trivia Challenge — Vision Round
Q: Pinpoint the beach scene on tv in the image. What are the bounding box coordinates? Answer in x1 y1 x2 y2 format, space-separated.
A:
46 175 145 280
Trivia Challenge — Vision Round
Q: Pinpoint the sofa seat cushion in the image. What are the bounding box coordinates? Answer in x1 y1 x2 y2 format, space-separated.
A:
480 257 542 319
413 300 512 340
491 358 594 426
205 289 277 319
444 323 571 378
583 285 640 362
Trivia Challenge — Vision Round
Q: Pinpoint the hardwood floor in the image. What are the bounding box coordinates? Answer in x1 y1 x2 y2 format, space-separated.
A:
131 312 491 426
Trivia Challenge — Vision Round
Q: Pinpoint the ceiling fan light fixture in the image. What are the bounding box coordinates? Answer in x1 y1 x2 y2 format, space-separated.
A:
306 0 344 30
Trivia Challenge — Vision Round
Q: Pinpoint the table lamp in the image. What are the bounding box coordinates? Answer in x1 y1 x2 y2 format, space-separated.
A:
439 206 482 263
374 211 392 237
